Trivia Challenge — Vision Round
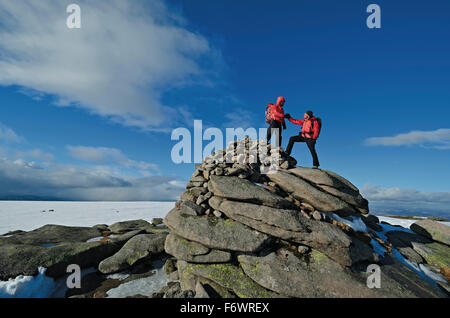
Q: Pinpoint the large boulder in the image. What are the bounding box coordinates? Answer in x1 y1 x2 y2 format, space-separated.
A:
98 233 167 274
314 184 369 214
108 220 152 233
0 241 120 280
287 167 353 188
238 247 444 298
267 171 359 217
177 261 281 298
411 241 450 268
209 197 378 266
179 200 205 216
208 175 293 209
165 233 232 263
410 220 450 246
238 248 376 298
287 168 368 214
0 224 103 246
164 206 271 253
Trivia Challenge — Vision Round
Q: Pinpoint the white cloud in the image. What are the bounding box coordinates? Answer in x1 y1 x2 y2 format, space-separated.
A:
362 184 450 203
365 129 450 149
17 149 54 161
0 157 184 201
0 122 22 143
0 0 218 129
361 184 450 217
67 146 158 172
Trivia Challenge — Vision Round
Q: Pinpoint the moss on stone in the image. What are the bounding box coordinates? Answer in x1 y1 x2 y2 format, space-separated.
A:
178 237 209 255
207 216 219 227
183 262 276 298
223 218 235 228
414 242 450 268
310 250 327 266
127 250 146 266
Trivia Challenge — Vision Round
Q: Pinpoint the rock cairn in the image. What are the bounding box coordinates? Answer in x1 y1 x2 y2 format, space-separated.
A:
163 137 447 298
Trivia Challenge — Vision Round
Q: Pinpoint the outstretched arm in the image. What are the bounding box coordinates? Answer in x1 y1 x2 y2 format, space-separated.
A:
288 117 304 126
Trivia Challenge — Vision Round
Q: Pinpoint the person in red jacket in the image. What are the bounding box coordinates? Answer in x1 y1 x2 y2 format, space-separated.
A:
285 110 320 168
266 96 286 147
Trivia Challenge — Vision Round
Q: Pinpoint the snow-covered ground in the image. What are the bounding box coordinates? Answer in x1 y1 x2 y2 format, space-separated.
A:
106 259 169 298
0 201 175 234
0 267 97 298
0 267 55 298
378 216 450 229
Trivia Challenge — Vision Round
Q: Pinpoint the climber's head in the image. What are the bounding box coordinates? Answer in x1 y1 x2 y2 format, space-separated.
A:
277 96 286 107
304 110 313 120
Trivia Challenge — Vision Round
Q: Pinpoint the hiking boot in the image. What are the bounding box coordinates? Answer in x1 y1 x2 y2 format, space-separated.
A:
312 166 319 169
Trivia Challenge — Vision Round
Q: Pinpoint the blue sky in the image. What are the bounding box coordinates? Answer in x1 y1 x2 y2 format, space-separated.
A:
0 0 449 216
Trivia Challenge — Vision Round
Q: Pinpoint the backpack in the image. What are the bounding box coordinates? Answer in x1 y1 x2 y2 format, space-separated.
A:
265 104 273 123
310 117 322 138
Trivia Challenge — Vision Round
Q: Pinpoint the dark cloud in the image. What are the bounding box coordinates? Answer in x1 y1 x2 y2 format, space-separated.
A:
0 158 185 201
362 184 450 218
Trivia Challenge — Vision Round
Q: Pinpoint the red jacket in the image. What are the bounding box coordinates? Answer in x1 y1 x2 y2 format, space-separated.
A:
268 97 286 124
288 116 320 139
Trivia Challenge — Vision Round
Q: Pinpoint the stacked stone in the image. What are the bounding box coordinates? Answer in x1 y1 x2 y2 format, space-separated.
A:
163 138 446 298
181 137 297 219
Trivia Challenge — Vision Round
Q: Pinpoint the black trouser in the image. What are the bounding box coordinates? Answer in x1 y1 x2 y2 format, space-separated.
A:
285 135 320 167
266 120 282 147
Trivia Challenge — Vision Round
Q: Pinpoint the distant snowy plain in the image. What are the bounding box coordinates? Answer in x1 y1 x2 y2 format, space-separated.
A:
0 201 175 234
2 201 448 234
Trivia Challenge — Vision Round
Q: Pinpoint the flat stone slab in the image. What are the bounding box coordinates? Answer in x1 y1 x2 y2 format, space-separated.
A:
0 224 103 246
412 241 450 268
179 262 280 298
238 247 444 298
108 220 152 233
288 167 357 191
165 233 232 263
98 233 167 274
316 184 368 214
267 171 359 217
0 241 120 280
163 207 271 253
238 248 374 297
208 175 293 209
410 220 450 246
